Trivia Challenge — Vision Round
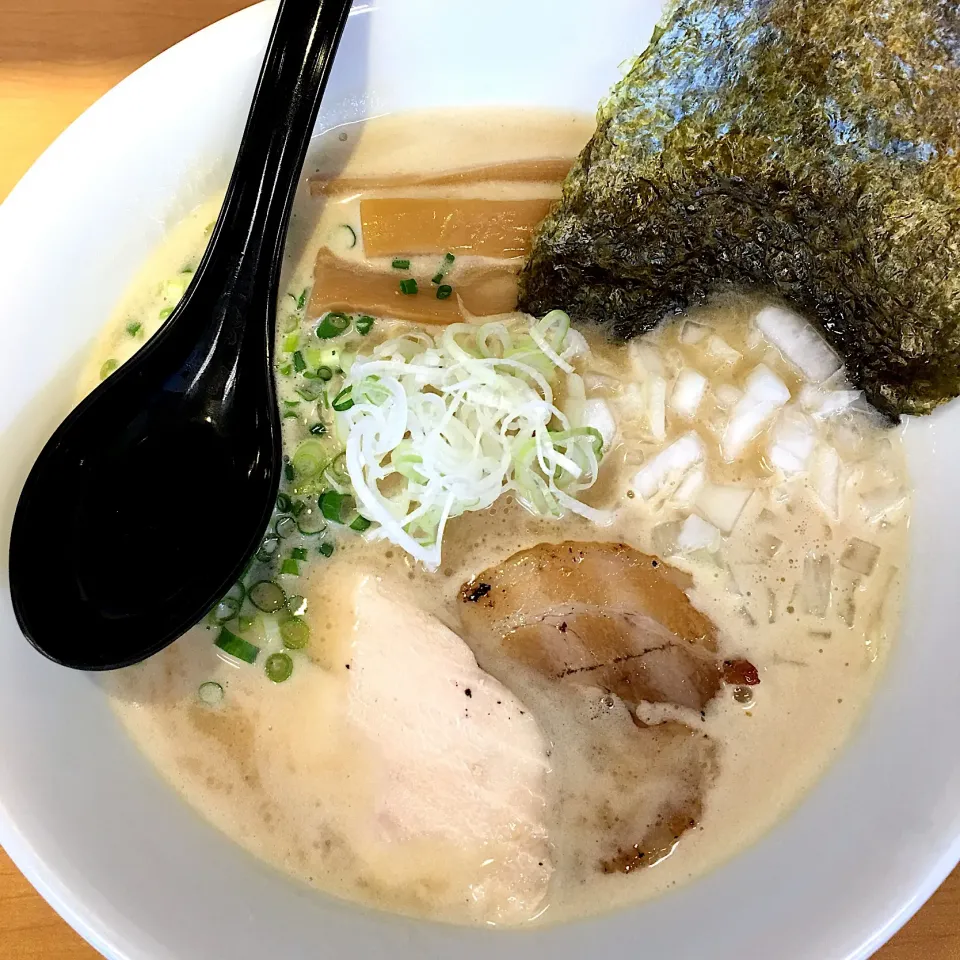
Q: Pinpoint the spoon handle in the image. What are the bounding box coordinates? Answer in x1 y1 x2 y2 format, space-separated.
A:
169 0 354 395
206 0 354 282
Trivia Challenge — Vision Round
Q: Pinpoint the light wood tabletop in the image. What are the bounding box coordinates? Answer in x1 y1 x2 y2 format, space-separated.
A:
0 1 957 958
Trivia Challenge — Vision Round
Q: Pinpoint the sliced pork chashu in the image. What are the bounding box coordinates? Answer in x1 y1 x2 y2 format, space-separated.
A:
457 541 753 878
459 541 727 712
567 714 716 875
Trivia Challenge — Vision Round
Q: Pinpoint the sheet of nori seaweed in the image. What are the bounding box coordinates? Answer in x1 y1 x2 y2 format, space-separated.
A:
518 0 960 418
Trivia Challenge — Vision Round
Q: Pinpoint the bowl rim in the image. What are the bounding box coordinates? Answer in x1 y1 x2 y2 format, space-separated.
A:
0 5 278 957
0 2 957 959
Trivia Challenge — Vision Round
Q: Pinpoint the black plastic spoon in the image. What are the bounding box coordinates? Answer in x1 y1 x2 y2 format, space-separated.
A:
8 0 353 670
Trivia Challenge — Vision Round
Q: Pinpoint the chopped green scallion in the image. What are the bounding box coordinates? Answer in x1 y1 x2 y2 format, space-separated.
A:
287 594 308 616
159 306 173 321
355 315 375 335
99 359 118 380
290 547 308 561
437 284 453 300
332 387 354 412
283 461 295 483
282 333 299 353
316 365 334 381
265 652 294 683
248 580 286 613
350 514 372 532
432 252 457 284
318 542 335 558
391 258 411 270
211 583 243 623
292 351 307 372
319 490 349 523
316 347 341 368
257 536 280 561
278 363 293 377
280 617 310 650
280 558 300 576
316 312 351 339
275 516 297 539
198 681 224 705
294 383 323 402
302 346 323 368
276 493 292 512
125 321 142 336
215 627 259 664
309 422 326 436
295 502 327 536
399 278 419 295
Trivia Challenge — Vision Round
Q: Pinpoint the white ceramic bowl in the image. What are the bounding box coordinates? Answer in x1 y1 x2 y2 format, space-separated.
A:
0 2 957 958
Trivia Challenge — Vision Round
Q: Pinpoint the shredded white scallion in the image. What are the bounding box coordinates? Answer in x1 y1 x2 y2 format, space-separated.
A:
335 313 612 569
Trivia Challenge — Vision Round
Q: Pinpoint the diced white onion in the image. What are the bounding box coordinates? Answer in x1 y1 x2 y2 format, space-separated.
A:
799 383 863 419
670 369 707 419
840 537 880 576
676 514 722 553
829 416 870 462
564 329 590 359
583 372 621 395
706 335 742 366
801 554 832 617
629 341 665 377
621 381 645 417
757 532 783 558
811 444 842 520
714 384 743 409
581 398 617 451
696 482 753 533
647 376 667 441
722 364 790 461
652 520 682 557
768 408 816 475
858 487 908 524
754 306 842 383
633 432 705 500
679 320 710 344
672 465 706 507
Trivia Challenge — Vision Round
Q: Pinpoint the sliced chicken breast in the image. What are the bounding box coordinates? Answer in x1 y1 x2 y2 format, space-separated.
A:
346 576 553 923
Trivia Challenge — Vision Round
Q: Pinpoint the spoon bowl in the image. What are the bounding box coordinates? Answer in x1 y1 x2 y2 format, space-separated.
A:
8 0 353 670
9 279 280 669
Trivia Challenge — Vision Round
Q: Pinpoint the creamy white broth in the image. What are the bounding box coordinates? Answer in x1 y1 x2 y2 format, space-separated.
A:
95 110 907 926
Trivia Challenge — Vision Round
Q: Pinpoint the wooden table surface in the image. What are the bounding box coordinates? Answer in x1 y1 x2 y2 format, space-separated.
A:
0 1 957 957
